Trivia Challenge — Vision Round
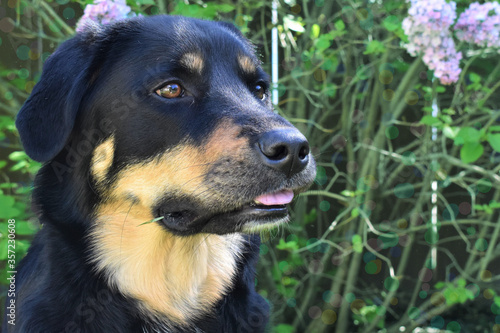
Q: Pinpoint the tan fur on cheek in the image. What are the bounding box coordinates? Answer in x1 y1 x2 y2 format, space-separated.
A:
105 144 210 208
90 136 115 186
105 122 248 207
90 202 244 324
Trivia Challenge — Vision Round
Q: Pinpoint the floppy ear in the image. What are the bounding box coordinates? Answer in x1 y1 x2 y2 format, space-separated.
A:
16 34 97 162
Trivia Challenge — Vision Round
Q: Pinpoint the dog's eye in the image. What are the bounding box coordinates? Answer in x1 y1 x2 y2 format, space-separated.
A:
253 84 266 100
156 83 184 99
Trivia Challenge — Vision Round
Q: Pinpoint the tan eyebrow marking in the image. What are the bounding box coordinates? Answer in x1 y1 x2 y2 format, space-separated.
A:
180 52 204 75
238 54 256 75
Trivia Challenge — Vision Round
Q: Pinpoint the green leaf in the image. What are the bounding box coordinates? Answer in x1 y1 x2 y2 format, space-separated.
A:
391 60 410 72
341 190 355 197
172 2 234 19
420 115 442 127
311 24 320 39
384 1 402 12
435 86 446 93
15 240 31 254
304 208 317 225
352 234 362 244
443 126 460 139
10 161 28 172
351 208 360 217
0 195 21 219
0 183 18 189
276 239 299 251
8 151 27 161
14 221 39 235
284 15 305 33
440 115 452 124
435 281 445 289
353 243 363 253
352 233 363 252
469 72 481 83
315 35 332 52
474 204 486 211
334 19 345 31
0 238 7 260
364 40 386 55
274 324 294 333
487 133 500 152
460 142 484 164
488 126 500 132
383 15 400 32
456 278 466 288
455 127 481 144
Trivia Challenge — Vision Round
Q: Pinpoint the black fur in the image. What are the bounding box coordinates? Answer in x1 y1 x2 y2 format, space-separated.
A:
4 16 315 332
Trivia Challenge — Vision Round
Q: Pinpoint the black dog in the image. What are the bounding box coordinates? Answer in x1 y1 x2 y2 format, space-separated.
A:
4 15 315 332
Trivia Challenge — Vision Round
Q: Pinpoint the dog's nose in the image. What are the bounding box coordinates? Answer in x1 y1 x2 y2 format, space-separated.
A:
257 129 310 177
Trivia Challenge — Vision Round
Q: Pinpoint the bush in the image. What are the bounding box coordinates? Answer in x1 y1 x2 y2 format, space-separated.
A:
1 0 500 331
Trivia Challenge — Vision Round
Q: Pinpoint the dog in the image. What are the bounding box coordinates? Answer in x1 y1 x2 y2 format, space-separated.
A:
4 15 316 332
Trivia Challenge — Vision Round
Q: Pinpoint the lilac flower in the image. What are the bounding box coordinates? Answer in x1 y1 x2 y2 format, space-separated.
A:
402 0 462 85
423 35 462 84
455 2 500 49
76 0 135 32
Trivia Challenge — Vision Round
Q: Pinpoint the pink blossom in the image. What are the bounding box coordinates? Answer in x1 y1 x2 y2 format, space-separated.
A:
402 0 462 85
455 2 500 49
76 0 136 32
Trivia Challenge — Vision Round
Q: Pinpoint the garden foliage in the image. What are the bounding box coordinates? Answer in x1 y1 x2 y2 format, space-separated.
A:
1 0 500 332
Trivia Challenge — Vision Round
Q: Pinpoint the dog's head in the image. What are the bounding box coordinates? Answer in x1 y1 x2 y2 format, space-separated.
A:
17 15 316 235
16 15 317 324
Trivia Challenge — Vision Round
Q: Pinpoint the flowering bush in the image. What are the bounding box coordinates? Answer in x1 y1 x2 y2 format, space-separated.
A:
455 2 500 49
76 0 136 32
402 0 461 85
403 0 500 85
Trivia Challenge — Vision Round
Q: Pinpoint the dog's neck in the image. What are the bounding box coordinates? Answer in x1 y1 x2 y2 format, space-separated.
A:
89 201 244 325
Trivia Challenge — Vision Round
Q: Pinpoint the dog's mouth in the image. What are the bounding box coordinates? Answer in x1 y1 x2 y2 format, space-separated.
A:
155 189 295 235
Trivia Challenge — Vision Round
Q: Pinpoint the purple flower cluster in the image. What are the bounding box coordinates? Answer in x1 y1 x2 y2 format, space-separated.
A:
455 2 500 49
76 0 135 32
402 0 462 85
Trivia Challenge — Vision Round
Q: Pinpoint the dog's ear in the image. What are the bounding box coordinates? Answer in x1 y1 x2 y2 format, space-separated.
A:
16 35 96 162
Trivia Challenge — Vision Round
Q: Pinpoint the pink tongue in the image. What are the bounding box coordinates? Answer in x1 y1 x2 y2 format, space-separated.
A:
254 190 294 206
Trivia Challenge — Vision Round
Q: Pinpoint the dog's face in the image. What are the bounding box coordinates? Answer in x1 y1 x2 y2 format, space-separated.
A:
17 16 316 236
15 16 316 324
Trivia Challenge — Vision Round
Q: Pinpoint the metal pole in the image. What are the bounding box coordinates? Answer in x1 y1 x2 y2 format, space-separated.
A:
271 0 279 107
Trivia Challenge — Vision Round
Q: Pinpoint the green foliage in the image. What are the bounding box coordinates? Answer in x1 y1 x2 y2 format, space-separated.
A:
353 304 386 329
435 279 476 306
474 200 500 214
364 40 386 55
273 324 295 333
2 0 500 332
351 234 363 253
171 1 235 19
